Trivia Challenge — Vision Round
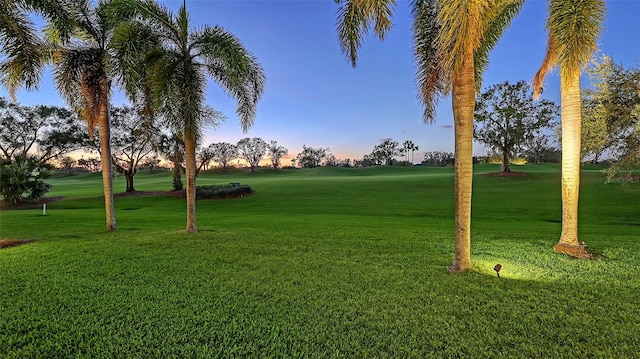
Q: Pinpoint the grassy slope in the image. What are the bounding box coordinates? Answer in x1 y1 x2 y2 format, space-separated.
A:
1 164 639 357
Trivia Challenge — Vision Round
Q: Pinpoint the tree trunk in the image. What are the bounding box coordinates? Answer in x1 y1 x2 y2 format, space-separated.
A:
184 133 197 233
501 150 511 172
555 72 591 259
450 58 475 272
97 92 116 232
125 171 135 192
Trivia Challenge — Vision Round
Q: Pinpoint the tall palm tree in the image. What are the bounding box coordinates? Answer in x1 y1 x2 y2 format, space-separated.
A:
52 0 120 232
336 0 523 271
533 0 604 258
403 140 419 163
112 0 265 233
2 0 118 232
403 140 412 162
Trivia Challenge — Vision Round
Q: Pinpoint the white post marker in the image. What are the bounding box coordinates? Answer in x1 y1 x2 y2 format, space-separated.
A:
43 203 46 216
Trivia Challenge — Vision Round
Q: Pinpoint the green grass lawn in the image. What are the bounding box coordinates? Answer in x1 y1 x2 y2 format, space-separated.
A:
1 164 639 357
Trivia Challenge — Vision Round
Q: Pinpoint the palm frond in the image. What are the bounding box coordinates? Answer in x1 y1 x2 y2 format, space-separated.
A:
111 20 159 98
67 0 101 43
0 0 45 99
335 0 396 67
474 0 523 89
533 38 558 98
24 0 78 40
132 0 182 47
194 26 265 132
411 0 446 123
102 0 141 25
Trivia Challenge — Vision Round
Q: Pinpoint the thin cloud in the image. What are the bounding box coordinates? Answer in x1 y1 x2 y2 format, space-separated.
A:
379 137 393 142
439 125 453 129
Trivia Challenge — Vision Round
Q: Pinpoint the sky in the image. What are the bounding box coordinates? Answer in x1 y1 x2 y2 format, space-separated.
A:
3 0 640 163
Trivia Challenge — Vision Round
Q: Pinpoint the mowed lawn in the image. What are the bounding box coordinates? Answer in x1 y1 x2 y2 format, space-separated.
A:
1 164 639 358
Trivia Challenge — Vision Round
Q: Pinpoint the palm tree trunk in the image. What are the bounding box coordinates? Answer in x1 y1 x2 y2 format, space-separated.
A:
450 59 475 272
184 133 198 233
97 97 116 232
554 72 591 258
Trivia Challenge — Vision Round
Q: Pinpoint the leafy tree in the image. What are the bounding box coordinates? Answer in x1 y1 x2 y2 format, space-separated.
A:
520 129 559 164
0 98 85 162
474 81 559 172
195 146 214 175
296 145 329 168
0 154 51 204
422 151 455 167
140 155 161 173
112 0 265 233
359 153 381 167
338 158 353 167
584 56 640 180
208 142 238 172
533 0 605 258
237 137 267 172
324 153 338 167
60 156 76 175
335 0 523 271
581 103 608 163
371 139 403 166
77 157 101 172
267 140 288 170
86 106 161 192
581 57 613 163
157 132 185 191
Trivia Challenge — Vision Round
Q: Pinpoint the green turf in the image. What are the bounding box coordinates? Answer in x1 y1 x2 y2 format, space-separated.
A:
1 164 639 357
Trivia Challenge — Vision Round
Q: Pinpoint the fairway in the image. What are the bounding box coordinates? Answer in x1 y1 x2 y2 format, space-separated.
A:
1 165 639 357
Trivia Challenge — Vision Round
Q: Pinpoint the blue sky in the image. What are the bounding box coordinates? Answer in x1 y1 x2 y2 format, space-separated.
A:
4 0 640 162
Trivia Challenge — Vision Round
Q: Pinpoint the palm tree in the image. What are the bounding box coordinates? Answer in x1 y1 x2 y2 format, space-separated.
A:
336 0 523 271
533 0 604 258
403 140 419 163
2 0 119 232
112 0 265 233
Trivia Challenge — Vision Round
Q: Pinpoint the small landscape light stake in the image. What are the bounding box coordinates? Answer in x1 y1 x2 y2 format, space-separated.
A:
494 263 502 278
43 203 46 216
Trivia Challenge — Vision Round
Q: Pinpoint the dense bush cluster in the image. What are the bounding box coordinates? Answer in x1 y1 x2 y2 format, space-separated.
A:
0 155 52 204
194 183 252 199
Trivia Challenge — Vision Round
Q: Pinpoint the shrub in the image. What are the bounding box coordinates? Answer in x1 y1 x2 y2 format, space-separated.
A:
487 154 502 164
195 183 252 199
511 157 528 165
0 154 52 204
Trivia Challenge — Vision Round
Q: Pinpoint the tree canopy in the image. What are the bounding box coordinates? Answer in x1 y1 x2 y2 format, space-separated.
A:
582 56 640 180
474 81 559 172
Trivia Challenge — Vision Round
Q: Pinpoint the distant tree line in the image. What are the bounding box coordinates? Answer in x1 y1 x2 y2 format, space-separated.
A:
3 58 637 203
